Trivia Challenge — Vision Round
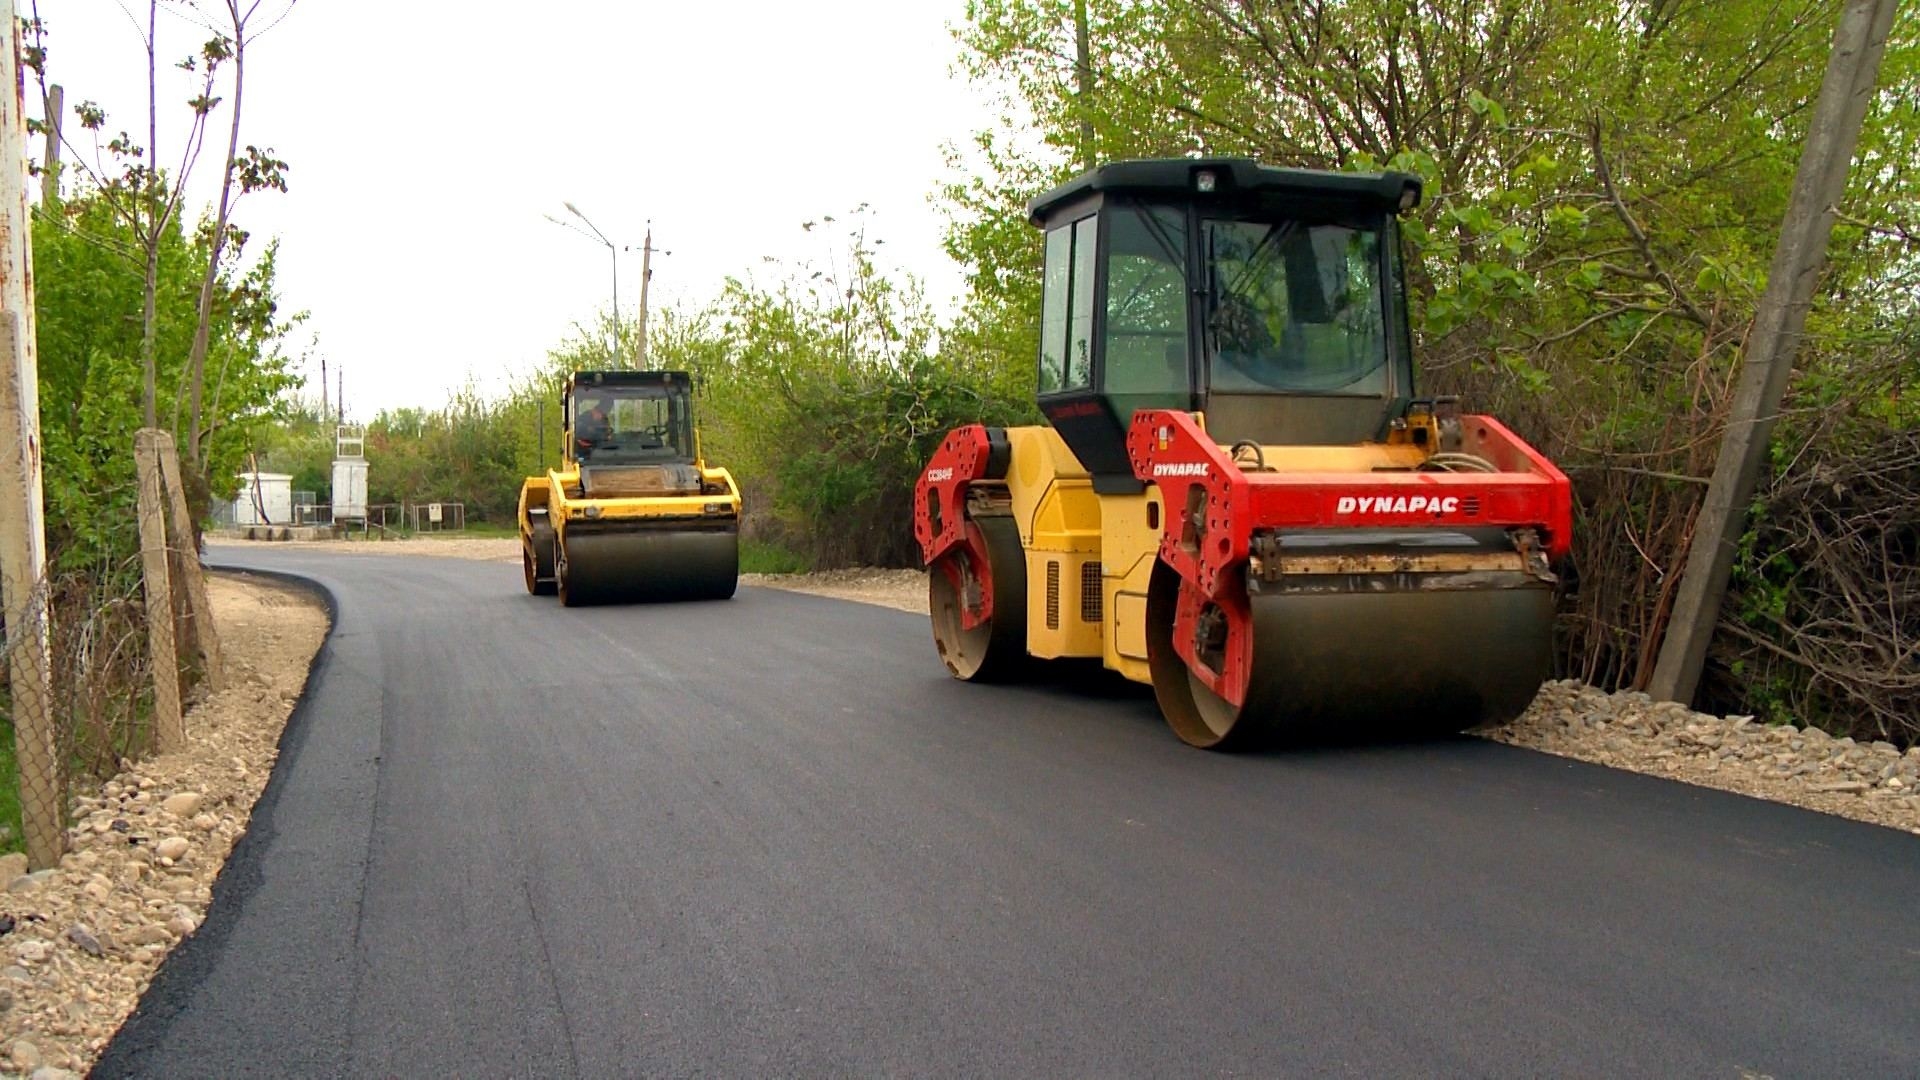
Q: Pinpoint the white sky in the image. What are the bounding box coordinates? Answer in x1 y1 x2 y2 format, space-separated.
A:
38 0 1003 418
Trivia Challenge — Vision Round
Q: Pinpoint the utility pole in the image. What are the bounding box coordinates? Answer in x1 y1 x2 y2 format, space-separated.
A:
319 352 328 420
1073 0 1096 171
1649 0 1898 705
636 224 655 369
1 10 61 869
337 367 343 425
38 84 58 206
626 226 671 370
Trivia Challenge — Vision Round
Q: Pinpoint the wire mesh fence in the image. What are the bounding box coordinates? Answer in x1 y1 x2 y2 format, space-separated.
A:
1 568 64 867
1 430 220 869
1 561 167 860
210 498 472 535
294 501 334 527
406 501 465 533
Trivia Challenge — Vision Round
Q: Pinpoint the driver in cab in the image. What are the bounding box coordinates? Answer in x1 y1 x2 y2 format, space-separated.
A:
575 393 613 458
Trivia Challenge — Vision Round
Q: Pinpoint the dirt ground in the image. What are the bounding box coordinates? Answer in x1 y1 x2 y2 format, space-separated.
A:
208 535 520 563
0 573 329 1077
740 568 928 614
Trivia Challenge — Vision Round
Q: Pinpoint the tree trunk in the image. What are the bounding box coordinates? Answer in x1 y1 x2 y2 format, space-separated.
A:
140 0 159 430
1073 0 1095 171
142 241 158 429
186 21 248 470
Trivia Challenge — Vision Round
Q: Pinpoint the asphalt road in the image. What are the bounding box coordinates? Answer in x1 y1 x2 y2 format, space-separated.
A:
96 547 1920 1078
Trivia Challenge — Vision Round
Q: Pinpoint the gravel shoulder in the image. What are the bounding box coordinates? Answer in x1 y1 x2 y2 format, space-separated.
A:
1493 682 1920 836
740 568 928 614
0 572 329 1078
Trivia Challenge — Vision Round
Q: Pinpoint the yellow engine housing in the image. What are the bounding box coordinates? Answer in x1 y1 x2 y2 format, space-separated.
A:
991 423 1431 686
521 461 741 547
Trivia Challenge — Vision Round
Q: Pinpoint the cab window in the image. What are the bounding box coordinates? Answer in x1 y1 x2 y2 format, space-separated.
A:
1103 202 1189 416
1204 220 1388 395
1038 215 1098 393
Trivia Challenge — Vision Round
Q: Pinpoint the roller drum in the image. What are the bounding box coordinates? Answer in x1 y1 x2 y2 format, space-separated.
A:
928 515 1027 681
557 524 739 605
1150 562 1554 748
524 518 557 596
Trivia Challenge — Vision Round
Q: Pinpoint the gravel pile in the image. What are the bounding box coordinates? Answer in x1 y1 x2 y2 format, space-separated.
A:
0 574 329 1077
741 568 928 614
1493 680 1920 835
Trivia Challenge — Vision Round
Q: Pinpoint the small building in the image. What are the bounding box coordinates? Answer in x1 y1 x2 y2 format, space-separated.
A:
232 471 294 526
331 459 368 521
332 424 368 523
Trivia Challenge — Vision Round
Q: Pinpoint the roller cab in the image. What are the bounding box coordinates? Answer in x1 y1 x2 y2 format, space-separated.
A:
914 158 1572 748
518 370 740 604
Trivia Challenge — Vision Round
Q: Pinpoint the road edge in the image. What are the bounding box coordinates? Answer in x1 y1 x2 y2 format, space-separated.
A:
89 567 340 1077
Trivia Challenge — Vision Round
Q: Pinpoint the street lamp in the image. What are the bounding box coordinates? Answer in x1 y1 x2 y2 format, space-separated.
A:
545 201 622 366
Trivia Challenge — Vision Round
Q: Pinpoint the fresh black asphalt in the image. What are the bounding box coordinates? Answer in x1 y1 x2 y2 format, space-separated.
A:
95 547 1920 1077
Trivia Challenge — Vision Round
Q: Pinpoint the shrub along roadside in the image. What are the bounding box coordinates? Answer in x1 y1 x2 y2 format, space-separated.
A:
356 217 1035 571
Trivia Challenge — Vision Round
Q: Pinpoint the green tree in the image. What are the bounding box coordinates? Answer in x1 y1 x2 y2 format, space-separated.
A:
182 0 296 477
34 190 298 578
948 0 1920 733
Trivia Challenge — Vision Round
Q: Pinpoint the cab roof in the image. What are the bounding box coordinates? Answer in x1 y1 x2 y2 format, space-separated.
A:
1027 157 1422 226
568 370 692 391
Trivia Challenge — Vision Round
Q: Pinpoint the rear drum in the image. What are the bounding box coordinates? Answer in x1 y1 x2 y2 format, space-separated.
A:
928 516 1027 681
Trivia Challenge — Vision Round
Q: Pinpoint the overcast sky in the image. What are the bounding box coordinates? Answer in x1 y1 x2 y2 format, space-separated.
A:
39 0 1002 418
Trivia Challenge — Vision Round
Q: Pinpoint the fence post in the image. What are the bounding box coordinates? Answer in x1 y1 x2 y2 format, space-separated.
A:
153 430 222 687
135 431 185 753
0 315 61 870
0 14 63 870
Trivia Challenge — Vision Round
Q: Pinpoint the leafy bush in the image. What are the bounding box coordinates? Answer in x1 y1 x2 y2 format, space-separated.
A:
657 218 1035 567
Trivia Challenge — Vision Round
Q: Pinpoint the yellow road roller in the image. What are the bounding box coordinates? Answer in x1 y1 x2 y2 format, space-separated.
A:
913 159 1573 748
519 370 741 604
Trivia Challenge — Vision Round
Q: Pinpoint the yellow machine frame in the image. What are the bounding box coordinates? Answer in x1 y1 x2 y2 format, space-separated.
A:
991 422 1436 687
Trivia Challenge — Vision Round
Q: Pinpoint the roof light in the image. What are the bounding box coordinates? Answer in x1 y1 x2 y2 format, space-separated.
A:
1195 170 1216 193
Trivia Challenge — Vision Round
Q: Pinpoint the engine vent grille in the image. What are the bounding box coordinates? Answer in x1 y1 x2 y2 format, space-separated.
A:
1081 563 1103 623
1045 561 1061 630
1462 495 1482 516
